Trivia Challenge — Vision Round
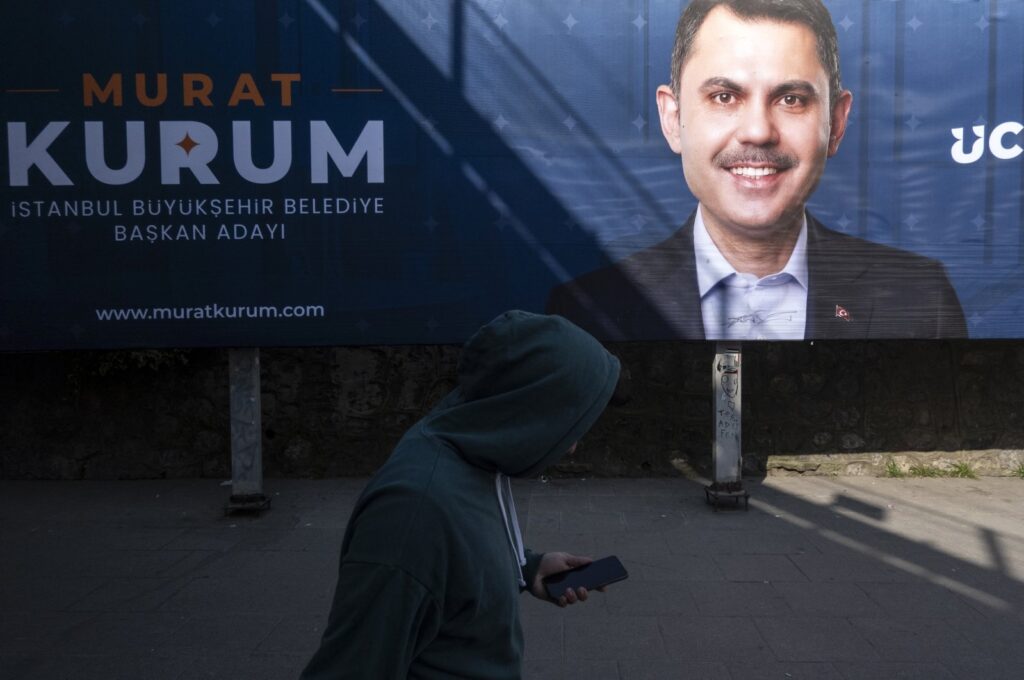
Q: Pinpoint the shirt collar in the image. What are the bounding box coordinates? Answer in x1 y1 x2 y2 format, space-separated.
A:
693 205 809 298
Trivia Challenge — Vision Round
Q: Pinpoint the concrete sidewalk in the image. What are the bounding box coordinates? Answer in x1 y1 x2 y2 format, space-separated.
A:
2 476 1022 680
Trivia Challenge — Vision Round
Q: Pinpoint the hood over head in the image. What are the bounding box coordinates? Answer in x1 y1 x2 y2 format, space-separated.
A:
422 310 621 478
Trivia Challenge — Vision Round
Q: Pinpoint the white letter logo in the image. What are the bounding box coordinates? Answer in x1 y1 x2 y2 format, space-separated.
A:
85 121 146 185
310 120 384 184
988 121 1023 161
7 122 72 186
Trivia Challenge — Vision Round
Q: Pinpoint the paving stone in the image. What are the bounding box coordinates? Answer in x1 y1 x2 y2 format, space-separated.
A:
604 577 697 616
522 532 596 556
0 577 105 612
833 661 958 679
521 612 563 661
10 652 191 680
169 613 282 652
529 510 562 533
688 581 793 616
589 531 673 564
714 554 808 582
857 582 987 620
159 575 334 615
0 613 97 655
618 659 729 680
948 615 1024 660
666 526 819 556
726 661 845 679
848 618 979 662
561 510 628 534
59 611 190 655
623 510 692 532
564 616 665 660
659 616 775 661
68 577 190 612
633 554 724 582
942 658 1024 680
522 659 619 680
771 582 884 618
754 617 879 662
177 651 308 680
789 552 904 583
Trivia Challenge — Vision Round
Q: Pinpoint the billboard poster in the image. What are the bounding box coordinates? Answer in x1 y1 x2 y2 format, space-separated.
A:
1 0 1022 349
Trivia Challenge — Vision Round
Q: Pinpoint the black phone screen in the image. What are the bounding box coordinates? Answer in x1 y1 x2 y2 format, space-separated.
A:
542 555 628 600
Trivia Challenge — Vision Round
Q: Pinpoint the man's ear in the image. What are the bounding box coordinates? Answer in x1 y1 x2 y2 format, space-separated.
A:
656 85 683 154
827 89 853 157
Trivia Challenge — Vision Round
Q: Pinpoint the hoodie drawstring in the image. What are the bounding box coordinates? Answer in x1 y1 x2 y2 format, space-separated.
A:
495 472 527 587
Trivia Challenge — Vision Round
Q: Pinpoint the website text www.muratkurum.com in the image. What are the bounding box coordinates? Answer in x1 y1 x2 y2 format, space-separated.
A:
95 303 326 321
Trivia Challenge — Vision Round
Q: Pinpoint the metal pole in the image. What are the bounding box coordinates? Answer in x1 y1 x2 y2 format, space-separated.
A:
226 348 270 513
706 342 749 510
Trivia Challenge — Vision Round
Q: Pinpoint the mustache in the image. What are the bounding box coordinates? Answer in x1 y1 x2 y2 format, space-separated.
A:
714 149 796 169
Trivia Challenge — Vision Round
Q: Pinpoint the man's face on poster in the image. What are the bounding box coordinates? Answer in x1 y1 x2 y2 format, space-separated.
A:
657 6 853 241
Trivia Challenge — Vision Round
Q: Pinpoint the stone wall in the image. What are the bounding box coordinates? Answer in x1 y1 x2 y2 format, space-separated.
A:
2 341 1023 479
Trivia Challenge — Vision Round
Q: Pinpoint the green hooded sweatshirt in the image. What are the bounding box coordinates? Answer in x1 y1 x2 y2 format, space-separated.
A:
300 311 620 680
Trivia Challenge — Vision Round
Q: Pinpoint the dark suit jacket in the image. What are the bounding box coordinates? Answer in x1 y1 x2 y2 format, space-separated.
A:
546 213 968 340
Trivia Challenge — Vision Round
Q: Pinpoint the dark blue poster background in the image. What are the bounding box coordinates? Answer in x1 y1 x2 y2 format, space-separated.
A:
1 0 1022 349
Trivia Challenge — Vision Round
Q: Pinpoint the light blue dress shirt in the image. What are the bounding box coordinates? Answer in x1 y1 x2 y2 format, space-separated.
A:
694 206 809 340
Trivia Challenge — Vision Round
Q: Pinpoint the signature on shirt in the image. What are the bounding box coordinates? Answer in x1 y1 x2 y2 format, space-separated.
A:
727 310 797 328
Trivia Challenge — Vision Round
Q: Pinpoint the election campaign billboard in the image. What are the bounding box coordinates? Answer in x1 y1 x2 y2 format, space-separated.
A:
1 0 1022 348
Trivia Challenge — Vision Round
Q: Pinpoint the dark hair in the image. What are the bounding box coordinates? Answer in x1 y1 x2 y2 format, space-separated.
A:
670 0 843 110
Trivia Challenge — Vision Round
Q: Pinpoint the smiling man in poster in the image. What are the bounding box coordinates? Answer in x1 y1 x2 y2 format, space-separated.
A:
547 0 968 341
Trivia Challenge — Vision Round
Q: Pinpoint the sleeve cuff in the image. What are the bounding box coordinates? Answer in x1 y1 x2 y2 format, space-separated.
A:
520 549 544 593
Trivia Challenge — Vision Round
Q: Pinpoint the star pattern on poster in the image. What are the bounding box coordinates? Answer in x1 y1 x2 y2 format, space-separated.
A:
838 15 854 32
563 14 578 32
905 114 921 131
423 12 439 31
632 14 646 30
207 12 222 28
279 12 295 29
907 16 922 32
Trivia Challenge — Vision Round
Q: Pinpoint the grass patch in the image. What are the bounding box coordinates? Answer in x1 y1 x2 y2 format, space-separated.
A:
1015 463 1024 479
885 460 906 478
908 463 944 478
948 462 978 479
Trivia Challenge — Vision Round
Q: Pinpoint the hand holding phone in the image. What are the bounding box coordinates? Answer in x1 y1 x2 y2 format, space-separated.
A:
541 555 628 601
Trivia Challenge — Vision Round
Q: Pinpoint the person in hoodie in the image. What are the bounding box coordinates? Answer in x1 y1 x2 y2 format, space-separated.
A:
300 310 621 680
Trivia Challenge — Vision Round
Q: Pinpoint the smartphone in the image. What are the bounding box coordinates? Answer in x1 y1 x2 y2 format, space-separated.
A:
542 555 628 600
